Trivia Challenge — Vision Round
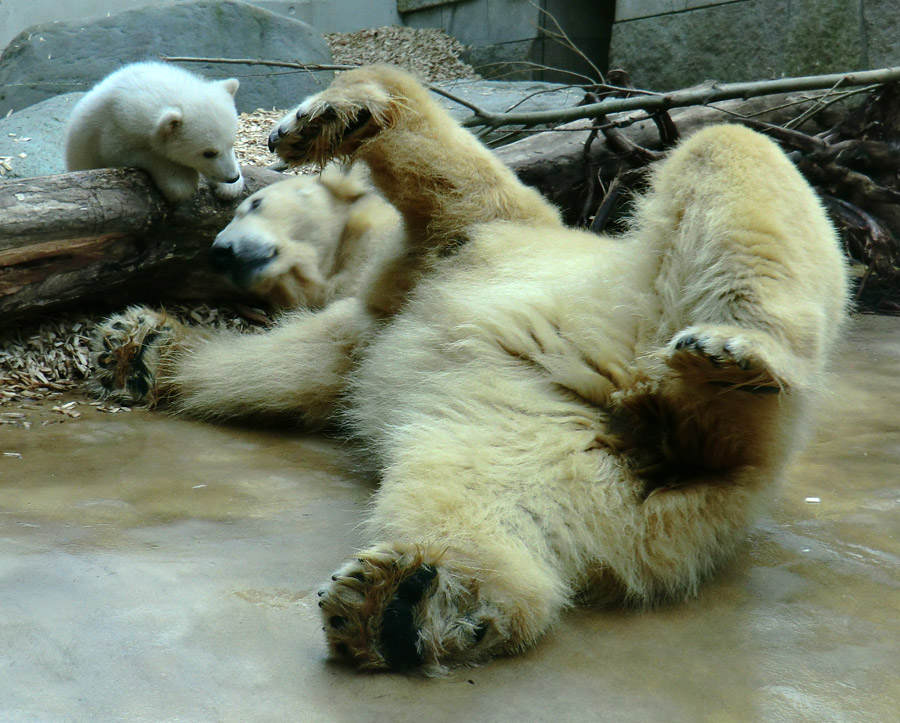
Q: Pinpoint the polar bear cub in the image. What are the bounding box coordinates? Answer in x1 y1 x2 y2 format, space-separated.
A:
65 62 245 202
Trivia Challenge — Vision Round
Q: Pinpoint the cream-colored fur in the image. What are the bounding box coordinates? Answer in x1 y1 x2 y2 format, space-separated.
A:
210 166 401 309
92 65 849 674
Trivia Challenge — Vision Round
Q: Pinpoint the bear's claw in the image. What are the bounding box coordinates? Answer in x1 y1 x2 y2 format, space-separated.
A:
90 307 183 405
268 91 382 167
665 325 785 392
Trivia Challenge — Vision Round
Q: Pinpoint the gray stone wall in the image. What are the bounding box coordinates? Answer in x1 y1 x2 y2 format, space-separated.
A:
401 0 614 82
610 0 900 91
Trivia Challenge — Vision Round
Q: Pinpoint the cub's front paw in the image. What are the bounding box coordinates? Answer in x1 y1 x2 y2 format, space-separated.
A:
319 545 504 675
665 325 784 392
90 306 185 404
210 174 246 200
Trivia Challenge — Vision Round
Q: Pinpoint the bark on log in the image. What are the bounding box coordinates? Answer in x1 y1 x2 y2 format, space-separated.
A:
0 92 843 322
0 166 283 322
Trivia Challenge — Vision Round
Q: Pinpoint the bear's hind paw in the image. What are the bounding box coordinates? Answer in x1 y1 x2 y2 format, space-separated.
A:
665 325 787 392
319 545 501 674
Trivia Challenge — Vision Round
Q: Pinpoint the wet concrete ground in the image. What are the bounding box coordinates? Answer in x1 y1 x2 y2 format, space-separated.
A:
1 314 898 722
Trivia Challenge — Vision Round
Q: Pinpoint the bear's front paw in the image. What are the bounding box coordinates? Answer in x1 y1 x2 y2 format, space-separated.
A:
665 325 785 392
268 94 382 167
210 175 246 200
319 545 503 675
90 306 186 405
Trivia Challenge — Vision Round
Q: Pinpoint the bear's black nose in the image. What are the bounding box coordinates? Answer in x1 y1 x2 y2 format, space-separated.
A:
208 242 235 273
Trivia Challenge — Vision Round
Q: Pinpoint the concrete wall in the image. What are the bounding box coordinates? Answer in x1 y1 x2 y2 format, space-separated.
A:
402 0 614 82
0 0 400 49
610 0 900 91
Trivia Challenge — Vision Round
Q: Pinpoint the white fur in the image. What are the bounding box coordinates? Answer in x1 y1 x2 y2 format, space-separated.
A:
65 61 245 202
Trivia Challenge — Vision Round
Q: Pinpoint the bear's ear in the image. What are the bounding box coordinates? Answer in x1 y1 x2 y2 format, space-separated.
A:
318 166 368 203
156 108 183 138
220 78 240 98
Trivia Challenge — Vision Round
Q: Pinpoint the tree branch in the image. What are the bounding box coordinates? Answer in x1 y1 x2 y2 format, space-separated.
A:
162 55 357 72
461 66 900 128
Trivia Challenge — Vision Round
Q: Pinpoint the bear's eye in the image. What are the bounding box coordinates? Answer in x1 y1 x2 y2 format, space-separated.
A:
202 150 219 159
250 198 262 211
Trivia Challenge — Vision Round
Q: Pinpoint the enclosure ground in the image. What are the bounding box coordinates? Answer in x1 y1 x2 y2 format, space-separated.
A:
1 313 897 721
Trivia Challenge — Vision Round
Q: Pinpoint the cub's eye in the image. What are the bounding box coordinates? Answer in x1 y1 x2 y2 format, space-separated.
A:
202 150 219 159
250 198 262 211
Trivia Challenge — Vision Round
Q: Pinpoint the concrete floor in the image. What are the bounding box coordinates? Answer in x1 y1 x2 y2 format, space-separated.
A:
1 315 898 722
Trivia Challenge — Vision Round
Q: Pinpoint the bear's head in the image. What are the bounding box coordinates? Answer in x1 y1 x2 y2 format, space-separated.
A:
209 167 395 309
153 78 242 184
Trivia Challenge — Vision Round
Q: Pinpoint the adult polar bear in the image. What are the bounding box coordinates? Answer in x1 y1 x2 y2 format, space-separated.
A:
92 66 848 674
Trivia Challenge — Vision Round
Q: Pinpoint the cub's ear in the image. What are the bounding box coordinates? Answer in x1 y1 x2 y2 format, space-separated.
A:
220 78 240 97
156 108 183 138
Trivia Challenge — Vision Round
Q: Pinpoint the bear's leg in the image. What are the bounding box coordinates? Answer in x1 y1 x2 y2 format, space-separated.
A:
143 158 201 203
315 401 765 673
91 298 375 428
268 66 561 245
620 125 848 471
316 381 612 673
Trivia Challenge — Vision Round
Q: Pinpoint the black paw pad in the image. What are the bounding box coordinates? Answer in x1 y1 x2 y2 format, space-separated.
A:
329 615 348 629
345 108 372 135
378 565 438 669
318 106 339 122
126 375 150 399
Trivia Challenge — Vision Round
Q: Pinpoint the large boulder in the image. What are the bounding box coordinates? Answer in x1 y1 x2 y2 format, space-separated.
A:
0 0 333 116
0 93 84 179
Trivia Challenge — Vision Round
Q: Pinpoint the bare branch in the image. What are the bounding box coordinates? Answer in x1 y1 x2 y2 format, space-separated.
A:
425 85 492 116
162 55 358 72
733 118 828 154
461 66 900 129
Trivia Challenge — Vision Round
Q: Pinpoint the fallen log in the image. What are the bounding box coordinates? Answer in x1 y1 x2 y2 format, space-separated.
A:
0 91 845 323
0 166 283 322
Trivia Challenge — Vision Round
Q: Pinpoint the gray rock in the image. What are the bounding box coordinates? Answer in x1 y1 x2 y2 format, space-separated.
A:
0 0 333 116
431 78 583 121
0 93 83 178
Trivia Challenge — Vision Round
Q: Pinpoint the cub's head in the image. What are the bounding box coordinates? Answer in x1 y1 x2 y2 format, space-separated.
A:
209 168 383 308
153 77 242 184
